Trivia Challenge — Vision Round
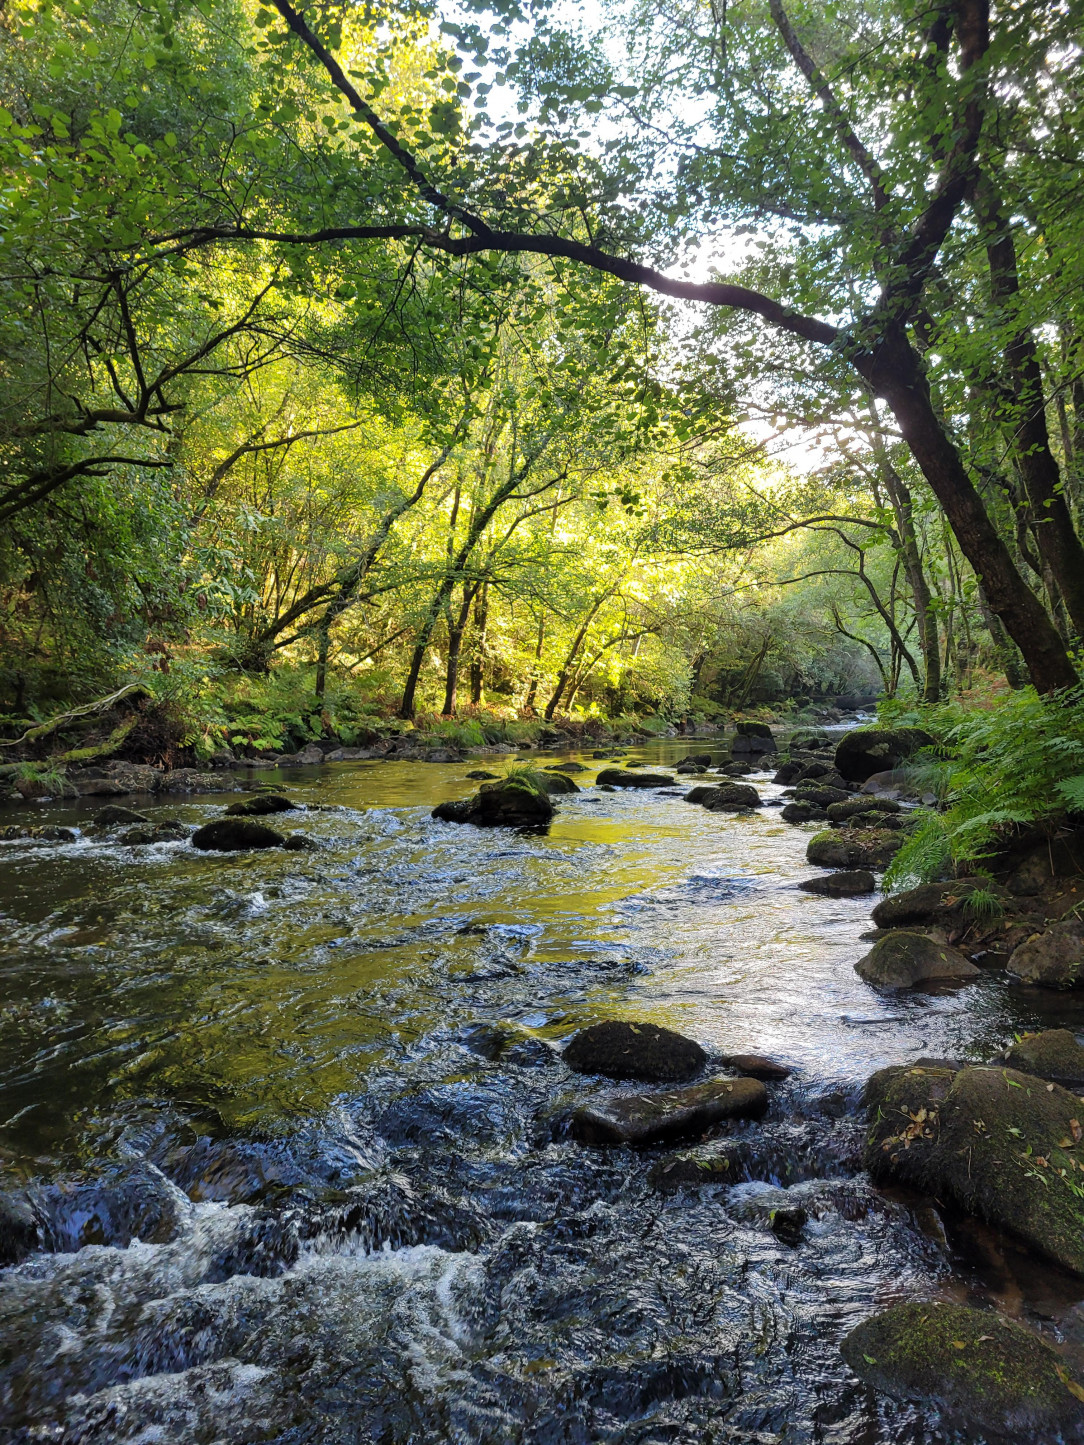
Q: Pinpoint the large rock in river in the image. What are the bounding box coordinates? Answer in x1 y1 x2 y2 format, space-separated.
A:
841 1301 1084 1441
563 1020 706 1082
834 726 934 784
703 781 761 811
999 1030 1084 1090
432 775 555 826
855 932 980 988
594 769 673 788
570 1076 767 1147
224 793 299 816
865 1062 1084 1274
1008 919 1084 987
806 828 902 869
191 818 286 850
871 877 1005 931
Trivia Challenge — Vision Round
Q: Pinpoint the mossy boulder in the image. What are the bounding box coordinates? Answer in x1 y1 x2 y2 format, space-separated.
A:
826 797 900 824
1003 1027 1084 1081
224 793 299 817
871 877 1006 931
539 771 580 794
782 802 827 824
855 931 980 988
800 870 875 897
594 769 673 788
704 781 761 811
999 1030 1084 1090
841 1301 1084 1440
865 1063 1084 1274
1009 920 1084 988
570 1076 767 1147
834 726 934 784
772 760 803 785
432 775 555 827
794 783 850 808
563 1020 706 1082
191 818 286 851
806 828 902 869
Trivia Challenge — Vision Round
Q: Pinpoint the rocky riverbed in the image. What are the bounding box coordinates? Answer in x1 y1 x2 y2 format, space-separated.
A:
2 726 1084 1442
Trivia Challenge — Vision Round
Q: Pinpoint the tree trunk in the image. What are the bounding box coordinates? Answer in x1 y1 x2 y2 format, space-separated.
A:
973 177 1084 638
875 441 942 701
442 583 480 715
523 613 545 710
863 329 1078 693
469 582 488 705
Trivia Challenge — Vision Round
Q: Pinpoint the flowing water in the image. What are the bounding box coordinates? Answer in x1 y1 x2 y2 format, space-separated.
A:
3 735 1084 1443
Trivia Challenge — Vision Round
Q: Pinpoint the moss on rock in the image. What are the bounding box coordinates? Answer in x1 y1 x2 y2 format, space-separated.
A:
841 1301 1084 1440
865 1063 1084 1274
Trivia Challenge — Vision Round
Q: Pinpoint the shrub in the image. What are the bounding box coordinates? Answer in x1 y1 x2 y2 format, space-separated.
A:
884 685 1084 890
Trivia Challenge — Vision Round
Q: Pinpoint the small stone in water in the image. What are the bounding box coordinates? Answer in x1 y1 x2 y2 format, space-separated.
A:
799 870 876 897
722 1053 792 1081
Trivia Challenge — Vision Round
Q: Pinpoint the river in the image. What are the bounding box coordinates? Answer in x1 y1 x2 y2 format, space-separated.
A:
2 734 1083 1442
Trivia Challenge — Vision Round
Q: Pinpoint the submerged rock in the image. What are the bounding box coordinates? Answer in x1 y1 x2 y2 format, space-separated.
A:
0 824 77 842
563 1020 706 1082
841 1301 1084 1441
800 870 876 897
721 1052 792 1081
191 818 286 851
834 726 934 784
282 833 319 851
120 820 188 845
998 1030 1084 1089
93 805 150 825
224 793 299 817
465 769 499 780
1008 920 1084 987
432 776 555 827
548 761 587 773
865 1063 1084 1274
594 769 673 788
855 932 980 988
570 1076 768 1147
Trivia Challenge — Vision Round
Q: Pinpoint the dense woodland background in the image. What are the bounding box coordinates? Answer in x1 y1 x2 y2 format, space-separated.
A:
1 0 1082 756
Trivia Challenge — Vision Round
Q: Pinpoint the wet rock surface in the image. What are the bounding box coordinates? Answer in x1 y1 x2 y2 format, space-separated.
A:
432 775 555 826
855 932 981 988
842 1301 1084 1440
224 793 299 816
571 1076 767 1146
800 870 876 896
594 768 673 788
563 1020 707 1082
191 817 287 850
866 1062 1084 1274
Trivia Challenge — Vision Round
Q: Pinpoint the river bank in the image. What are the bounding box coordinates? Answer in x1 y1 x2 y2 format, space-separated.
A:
2 727 1084 1442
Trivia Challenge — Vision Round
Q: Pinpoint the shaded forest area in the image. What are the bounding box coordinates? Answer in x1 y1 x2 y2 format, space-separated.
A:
1 0 1082 762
